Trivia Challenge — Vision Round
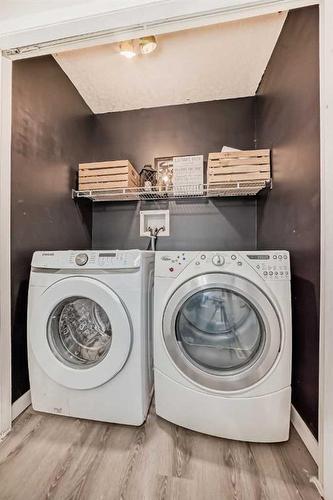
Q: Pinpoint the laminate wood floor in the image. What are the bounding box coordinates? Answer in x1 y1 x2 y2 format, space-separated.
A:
0 403 320 500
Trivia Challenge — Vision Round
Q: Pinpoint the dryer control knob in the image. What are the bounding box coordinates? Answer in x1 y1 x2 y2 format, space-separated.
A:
212 255 225 267
75 253 88 266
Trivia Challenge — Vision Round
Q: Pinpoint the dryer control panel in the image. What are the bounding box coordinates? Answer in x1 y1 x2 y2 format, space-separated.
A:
159 252 191 273
155 250 290 281
244 251 290 281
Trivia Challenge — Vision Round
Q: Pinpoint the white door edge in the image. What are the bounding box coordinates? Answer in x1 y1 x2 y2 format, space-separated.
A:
0 56 12 437
291 405 319 464
12 391 31 421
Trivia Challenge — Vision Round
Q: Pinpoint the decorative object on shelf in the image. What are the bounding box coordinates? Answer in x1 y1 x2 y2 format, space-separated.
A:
155 154 204 193
78 160 140 191
207 149 271 189
173 155 204 196
140 164 157 191
155 157 174 191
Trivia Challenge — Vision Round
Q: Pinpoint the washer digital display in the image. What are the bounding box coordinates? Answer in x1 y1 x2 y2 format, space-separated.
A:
247 255 270 260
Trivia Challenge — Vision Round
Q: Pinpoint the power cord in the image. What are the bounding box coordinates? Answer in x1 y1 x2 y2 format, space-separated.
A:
146 226 165 251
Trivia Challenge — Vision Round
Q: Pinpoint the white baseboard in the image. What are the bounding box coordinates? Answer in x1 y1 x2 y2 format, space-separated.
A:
291 405 319 464
11 390 31 421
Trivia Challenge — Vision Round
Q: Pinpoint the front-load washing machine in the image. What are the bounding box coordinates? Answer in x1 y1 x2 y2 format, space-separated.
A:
28 250 154 425
154 251 292 442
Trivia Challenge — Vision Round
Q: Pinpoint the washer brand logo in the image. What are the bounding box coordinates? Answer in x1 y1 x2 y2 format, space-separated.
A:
42 252 55 256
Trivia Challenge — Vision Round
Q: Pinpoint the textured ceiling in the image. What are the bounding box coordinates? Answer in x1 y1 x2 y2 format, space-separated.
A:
54 12 287 114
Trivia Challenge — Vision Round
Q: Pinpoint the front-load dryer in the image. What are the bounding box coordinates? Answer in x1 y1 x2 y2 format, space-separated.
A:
28 250 154 425
154 251 292 442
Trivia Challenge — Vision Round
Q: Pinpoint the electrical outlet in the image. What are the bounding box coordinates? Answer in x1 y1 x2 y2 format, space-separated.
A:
140 210 170 237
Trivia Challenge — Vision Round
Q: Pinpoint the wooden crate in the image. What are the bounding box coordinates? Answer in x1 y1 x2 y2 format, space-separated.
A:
207 149 270 186
79 160 140 190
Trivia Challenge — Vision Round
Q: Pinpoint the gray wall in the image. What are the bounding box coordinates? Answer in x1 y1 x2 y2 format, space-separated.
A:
93 199 257 251
92 99 257 251
256 6 320 437
11 56 93 402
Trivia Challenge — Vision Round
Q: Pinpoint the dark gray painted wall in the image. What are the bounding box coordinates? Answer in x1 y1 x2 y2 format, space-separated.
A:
256 6 320 436
93 199 257 251
11 56 93 402
92 99 257 251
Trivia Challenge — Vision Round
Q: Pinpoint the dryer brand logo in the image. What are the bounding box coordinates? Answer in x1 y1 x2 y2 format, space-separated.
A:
42 252 55 256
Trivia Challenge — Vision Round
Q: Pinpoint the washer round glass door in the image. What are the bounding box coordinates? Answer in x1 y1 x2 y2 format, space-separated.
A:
48 297 112 368
163 273 282 391
30 277 132 390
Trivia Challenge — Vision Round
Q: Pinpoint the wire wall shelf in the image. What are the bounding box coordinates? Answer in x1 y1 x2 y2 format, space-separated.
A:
72 180 271 202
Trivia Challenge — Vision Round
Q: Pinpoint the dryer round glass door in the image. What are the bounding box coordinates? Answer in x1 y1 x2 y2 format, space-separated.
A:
163 273 283 391
176 288 264 373
30 277 132 390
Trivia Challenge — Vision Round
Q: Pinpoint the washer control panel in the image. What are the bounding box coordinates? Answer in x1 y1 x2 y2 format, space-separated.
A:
97 252 130 267
32 250 142 269
75 253 89 266
70 251 135 268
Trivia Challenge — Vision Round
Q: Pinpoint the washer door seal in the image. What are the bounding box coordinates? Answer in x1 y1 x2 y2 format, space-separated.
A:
163 273 282 391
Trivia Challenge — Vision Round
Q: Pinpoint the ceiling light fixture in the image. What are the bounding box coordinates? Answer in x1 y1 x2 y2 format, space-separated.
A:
119 40 136 59
139 35 157 55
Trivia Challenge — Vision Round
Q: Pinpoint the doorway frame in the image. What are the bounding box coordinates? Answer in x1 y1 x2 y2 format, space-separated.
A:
0 0 332 497
0 56 12 439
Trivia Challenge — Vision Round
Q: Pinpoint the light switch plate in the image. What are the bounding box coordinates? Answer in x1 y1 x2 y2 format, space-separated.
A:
140 210 170 237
